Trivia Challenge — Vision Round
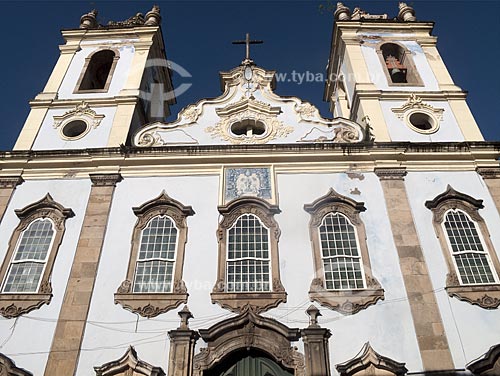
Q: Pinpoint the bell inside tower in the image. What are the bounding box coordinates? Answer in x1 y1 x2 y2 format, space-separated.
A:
381 43 407 83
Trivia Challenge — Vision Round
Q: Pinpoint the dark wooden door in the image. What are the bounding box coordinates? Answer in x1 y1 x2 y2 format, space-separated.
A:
219 355 293 376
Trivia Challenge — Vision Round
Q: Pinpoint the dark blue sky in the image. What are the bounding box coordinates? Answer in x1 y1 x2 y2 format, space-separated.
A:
1 1 499 150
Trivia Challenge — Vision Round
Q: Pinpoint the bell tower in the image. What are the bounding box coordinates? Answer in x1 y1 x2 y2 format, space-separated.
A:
324 2 483 142
14 6 175 150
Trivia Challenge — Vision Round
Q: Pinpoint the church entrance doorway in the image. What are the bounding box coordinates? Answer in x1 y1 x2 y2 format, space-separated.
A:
206 350 294 376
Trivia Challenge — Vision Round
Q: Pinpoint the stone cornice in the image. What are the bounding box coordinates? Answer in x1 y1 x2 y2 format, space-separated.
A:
1 142 500 179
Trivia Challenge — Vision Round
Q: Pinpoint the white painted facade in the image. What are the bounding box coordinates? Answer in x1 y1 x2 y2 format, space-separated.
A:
1 4 500 376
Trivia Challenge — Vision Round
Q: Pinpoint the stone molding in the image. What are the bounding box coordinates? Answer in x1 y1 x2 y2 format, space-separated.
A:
53 101 106 141
466 343 500 375
0 194 74 318
0 176 24 189
0 352 33 376
73 49 120 94
193 307 304 376
477 167 500 179
374 167 407 180
304 188 384 315
115 192 193 318
336 342 407 376
426 185 500 309
94 346 165 376
89 173 123 186
211 197 287 313
301 305 332 376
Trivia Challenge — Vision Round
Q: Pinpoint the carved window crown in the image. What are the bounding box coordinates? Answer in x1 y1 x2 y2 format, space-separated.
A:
114 192 194 318
0 194 74 318
304 189 384 315
211 197 287 313
425 185 500 309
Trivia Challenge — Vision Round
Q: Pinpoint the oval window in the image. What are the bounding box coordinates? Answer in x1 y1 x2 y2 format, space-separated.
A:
231 119 266 136
408 112 435 132
62 120 88 139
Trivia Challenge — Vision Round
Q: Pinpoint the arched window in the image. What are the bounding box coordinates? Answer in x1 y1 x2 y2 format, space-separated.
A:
426 185 500 309
227 214 270 292
378 42 422 86
75 49 118 92
133 215 178 293
304 189 384 315
0 194 74 318
443 209 497 285
2 219 54 293
115 192 194 318
211 197 286 313
319 213 365 290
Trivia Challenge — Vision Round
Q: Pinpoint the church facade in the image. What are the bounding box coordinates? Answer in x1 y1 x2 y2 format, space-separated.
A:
0 3 499 376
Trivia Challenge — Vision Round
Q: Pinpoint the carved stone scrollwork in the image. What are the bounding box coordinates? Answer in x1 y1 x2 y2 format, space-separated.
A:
426 185 500 310
211 197 287 313
466 343 500 375
336 342 407 376
0 353 32 376
115 191 194 318
94 346 165 376
0 194 74 319
193 308 305 376
304 189 385 315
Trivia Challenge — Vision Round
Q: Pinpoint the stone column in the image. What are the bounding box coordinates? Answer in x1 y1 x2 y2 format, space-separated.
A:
477 167 500 214
301 305 332 376
167 306 200 376
0 176 23 222
44 173 122 376
375 168 454 371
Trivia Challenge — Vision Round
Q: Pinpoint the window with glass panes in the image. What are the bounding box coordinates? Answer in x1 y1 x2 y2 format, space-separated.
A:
319 213 365 290
443 209 497 285
2 219 54 293
226 214 270 292
133 215 178 293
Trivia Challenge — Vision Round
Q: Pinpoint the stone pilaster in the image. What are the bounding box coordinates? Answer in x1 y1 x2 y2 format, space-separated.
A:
301 305 332 376
375 168 454 371
477 167 500 215
167 307 200 376
0 176 23 222
44 173 122 376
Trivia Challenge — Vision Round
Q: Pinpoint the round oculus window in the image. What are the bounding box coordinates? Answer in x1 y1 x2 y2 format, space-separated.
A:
230 119 266 137
407 112 437 133
61 120 88 139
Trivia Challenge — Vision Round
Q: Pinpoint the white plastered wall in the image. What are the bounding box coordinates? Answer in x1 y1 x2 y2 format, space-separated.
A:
0 179 91 375
405 171 500 367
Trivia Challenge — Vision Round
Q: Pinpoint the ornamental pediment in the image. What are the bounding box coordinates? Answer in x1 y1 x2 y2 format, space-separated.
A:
134 64 365 146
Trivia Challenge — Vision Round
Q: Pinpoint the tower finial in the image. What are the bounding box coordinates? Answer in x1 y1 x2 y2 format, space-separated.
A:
398 2 417 22
334 2 351 21
145 5 161 26
80 9 98 29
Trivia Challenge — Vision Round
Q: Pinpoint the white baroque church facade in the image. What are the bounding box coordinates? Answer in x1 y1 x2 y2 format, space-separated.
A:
0 3 499 376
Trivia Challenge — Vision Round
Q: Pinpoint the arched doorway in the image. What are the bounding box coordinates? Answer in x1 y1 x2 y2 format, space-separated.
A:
206 350 294 376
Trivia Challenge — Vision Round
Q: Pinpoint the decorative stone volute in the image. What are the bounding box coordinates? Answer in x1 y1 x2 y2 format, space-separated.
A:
397 2 416 22
80 9 98 29
145 5 161 26
334 2 351 21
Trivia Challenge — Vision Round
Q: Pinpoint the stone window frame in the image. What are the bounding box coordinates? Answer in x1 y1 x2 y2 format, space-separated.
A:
211 197 287 313
74 48 120 94
0 194 74 319
304 189 384 315
375 41 424 87
114 192 194 318
425 185 500 309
